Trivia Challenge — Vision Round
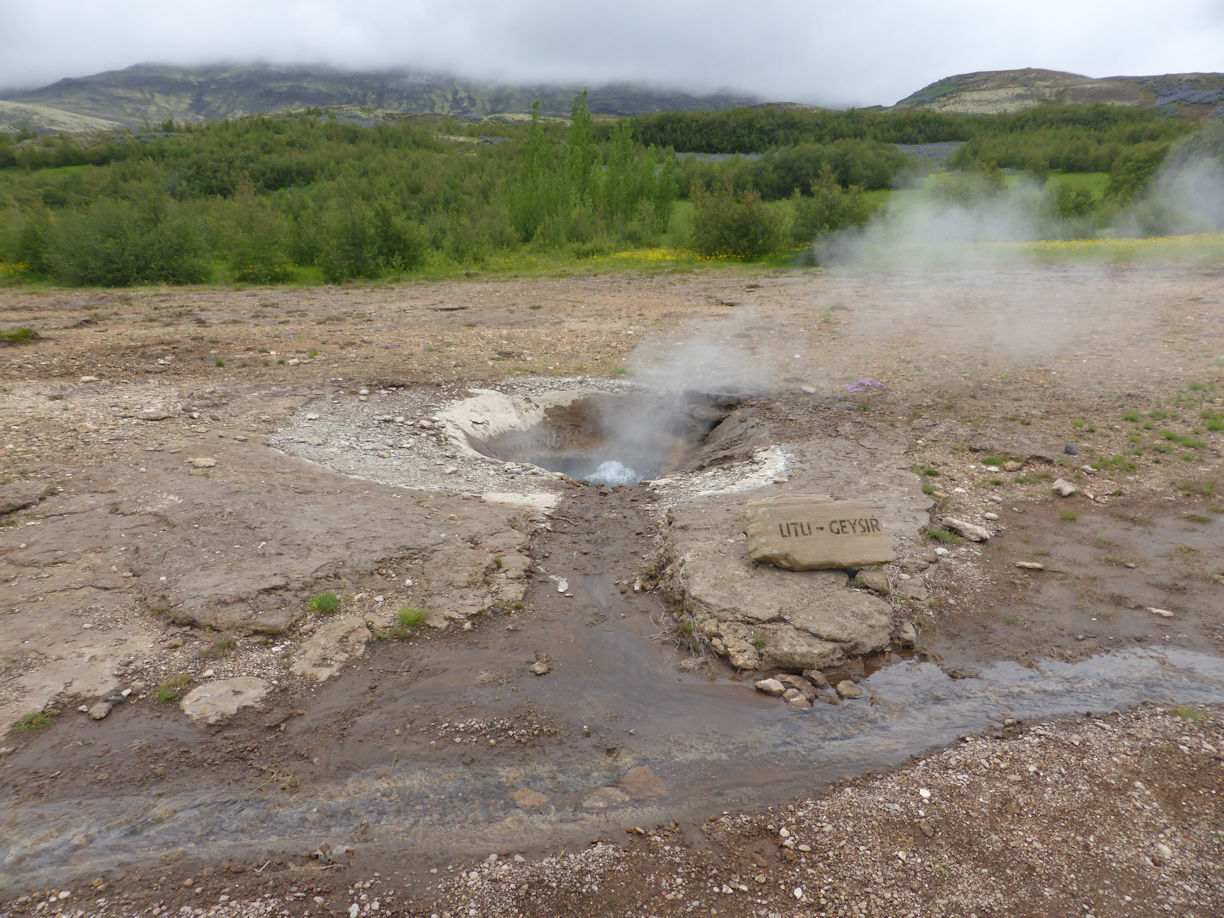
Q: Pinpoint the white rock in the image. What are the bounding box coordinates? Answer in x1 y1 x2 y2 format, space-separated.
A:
180 677 269 726
1052 478 1077 497
942 517 991 542
754 678 786 697
1145 607 1175 618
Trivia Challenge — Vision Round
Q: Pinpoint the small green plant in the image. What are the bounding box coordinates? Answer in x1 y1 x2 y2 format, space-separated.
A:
750 633 767 651
492 556 503 569
1121 412 1141 423
921 524 964 545
396 606 428 629
1096 455 1137 472
307 348 318 358
1171 705 1203 721
981 456 1008 468
214 358 225 367
1071 419 1085 429
918 465 940 477
15 710 53 731
307 591 340 615
377 605 429 639
1059 508 1079 521
154 673 193 703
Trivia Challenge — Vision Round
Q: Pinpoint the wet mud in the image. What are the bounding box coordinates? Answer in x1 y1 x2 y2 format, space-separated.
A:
4 486 1224 900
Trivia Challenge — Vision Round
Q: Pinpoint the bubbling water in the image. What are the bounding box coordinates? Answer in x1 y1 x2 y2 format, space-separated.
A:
584 459 642 487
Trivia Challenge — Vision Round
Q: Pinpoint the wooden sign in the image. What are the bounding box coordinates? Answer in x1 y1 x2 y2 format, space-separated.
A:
743 498 894 571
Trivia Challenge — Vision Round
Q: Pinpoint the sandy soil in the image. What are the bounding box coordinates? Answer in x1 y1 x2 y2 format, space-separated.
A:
1 262 1222 916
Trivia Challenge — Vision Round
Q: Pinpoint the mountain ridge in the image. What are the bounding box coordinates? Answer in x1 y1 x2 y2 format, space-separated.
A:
3 63 1222 135
895 67 1224 119
0 62 758 132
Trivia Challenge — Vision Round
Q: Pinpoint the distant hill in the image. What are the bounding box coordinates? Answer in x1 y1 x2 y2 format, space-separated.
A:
0 63 759 133
894 68 1224 120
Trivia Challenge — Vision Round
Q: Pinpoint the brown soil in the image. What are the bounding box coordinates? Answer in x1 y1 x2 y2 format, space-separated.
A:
1 263 1222 916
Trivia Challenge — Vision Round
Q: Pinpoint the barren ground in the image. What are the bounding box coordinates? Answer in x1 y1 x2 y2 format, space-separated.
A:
1 263 1222 916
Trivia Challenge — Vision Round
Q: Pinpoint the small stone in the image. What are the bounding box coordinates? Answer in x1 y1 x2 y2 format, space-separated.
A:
1145 607 1175 619
287 358 300 366
529 658 552 676
852 570 890 594
835 680 863 699
919 820 935 838
1064 443 1079 455
1003 460 1023 472
1015 561 1045 570
556 579 568 593
620 765 667 798
87 702 112 721
754 678 787 697
1052 478 1077 497
893 621 918 647
187 457 217 469
983 511 999 521
785 691 812 709
510 787 549 808
1154 842 1173 862
582 786 629 810
778 674 817 702
79 375 99 383
801 669 831 690
942 517 990 542
919 787 932 799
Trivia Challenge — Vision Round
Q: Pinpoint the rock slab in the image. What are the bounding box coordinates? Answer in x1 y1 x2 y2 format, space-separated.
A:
180 677 268 726
744 498 894 571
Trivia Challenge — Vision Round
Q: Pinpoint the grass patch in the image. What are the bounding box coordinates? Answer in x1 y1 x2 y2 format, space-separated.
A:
1171 705 1204 721
1121 412 1141 423
1059 508 1079 521
1159 430 1204 449
307 591 340 615
396 606 428 629
921 524 964 545
980 456 1009 468
1176 480 1218 497
376 605 430 640
0 326 39 345
14 710 54 731
1095 455 1137 472
154 673 193 704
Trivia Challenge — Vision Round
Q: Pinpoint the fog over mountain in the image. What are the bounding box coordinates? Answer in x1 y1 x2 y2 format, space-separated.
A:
3 0 1224 106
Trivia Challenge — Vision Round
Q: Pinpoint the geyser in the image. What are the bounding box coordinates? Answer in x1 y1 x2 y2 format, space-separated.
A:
465 390 738 485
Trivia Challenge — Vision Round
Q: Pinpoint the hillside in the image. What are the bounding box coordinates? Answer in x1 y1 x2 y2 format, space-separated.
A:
894 68 1224 119
0 63 757 132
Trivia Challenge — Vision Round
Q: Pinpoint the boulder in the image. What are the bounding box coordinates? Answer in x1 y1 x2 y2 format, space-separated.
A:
180 677 269 726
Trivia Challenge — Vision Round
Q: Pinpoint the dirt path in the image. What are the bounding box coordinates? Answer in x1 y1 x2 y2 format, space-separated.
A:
1 262 1222 915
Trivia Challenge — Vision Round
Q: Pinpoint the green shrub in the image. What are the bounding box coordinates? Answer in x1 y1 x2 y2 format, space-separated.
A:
690 179 783 259
48 195 208 286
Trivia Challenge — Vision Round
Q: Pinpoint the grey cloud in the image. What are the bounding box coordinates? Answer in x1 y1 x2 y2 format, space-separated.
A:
2 1 1222 103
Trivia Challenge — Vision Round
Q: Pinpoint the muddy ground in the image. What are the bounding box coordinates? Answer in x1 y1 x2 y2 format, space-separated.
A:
1 263 1222 916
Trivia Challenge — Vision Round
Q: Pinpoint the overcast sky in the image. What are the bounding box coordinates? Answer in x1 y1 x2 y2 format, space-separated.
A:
2 0 1222 105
